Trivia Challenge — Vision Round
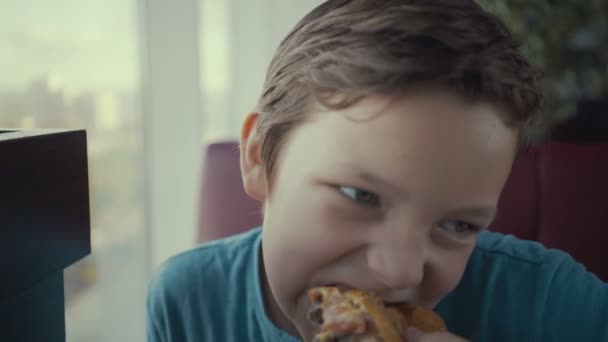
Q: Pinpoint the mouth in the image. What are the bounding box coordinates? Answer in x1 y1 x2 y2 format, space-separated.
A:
326 283 355 293
322 284 410 307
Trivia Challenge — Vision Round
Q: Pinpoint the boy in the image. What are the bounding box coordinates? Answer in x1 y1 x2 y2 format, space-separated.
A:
147 0 608 341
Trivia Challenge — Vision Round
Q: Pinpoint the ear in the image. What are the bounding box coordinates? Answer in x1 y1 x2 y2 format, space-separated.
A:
239 112 268 201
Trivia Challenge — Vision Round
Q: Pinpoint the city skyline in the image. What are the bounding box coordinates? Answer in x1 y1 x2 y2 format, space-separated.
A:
1 0 137 96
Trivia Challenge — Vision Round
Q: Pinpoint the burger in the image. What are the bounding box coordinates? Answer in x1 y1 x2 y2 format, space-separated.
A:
308 286 447 342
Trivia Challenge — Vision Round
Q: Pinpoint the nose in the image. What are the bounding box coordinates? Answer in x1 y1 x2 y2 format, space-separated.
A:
366 227 426 290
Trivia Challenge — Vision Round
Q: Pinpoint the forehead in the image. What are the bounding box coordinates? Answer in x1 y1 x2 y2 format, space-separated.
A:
303 92 517 155
277 92 518 202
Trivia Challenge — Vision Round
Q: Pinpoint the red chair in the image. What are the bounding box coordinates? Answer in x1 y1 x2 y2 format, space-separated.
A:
196 141 262 243
197 140 608 282
537 143 608 280
491 146 540 241
491 142 608 281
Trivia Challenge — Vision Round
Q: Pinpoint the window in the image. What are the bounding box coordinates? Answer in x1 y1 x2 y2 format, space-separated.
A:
1 1 327 340
198 0 326 142
0 1 146 340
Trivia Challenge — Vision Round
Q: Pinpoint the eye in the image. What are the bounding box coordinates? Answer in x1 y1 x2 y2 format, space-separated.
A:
339 186 380 206
438 220 481 236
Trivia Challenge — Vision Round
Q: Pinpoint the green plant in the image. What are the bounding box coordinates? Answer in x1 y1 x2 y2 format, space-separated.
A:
476 0 608 123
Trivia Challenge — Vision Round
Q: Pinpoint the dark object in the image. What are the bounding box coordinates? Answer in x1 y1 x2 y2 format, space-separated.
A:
0 130 91 342
551 98 608 142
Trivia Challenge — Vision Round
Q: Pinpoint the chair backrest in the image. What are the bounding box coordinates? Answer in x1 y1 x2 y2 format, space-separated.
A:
491 142 608 281
196 142 262 243
491 146 539 241
197 140 608 281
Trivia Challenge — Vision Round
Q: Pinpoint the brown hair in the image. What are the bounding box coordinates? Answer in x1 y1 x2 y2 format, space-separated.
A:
255 0 543 182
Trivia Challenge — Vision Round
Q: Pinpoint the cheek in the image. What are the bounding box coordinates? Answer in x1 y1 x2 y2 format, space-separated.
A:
422 245 474 305
262 186 358 306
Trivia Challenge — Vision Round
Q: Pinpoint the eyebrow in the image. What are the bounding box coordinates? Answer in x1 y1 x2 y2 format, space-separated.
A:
353 170 394 189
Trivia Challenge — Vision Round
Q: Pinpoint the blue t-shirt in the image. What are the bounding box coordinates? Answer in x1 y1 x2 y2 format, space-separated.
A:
147 228 608 341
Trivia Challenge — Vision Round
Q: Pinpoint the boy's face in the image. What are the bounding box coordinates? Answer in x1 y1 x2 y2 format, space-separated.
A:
240 91 518 340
